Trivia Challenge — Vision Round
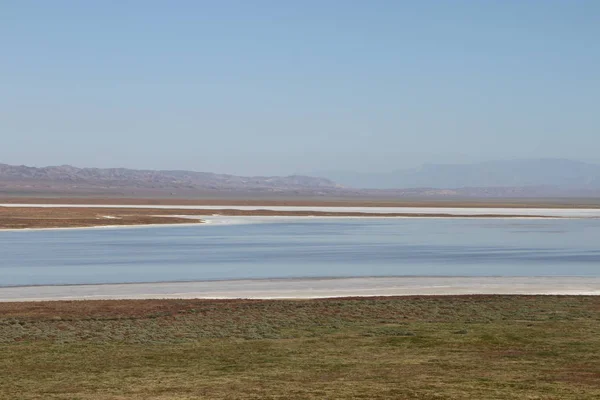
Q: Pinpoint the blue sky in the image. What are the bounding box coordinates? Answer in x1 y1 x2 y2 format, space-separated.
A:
1 1 599 175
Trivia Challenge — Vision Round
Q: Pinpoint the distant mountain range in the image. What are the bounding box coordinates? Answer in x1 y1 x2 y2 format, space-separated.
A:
0 163 340 195
2 159 600 198
317 159 600 190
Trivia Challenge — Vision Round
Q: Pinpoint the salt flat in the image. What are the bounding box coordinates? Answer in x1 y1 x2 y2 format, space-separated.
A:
2 277 599 302
2 203 600 217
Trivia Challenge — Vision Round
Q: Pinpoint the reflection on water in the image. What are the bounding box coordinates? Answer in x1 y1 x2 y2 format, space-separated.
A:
1 218 600 286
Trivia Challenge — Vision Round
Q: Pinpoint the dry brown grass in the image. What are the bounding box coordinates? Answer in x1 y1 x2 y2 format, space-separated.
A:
0 207 202 229
1 296 599 399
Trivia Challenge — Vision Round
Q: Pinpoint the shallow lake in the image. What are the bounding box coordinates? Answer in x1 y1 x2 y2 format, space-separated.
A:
1 217 600 286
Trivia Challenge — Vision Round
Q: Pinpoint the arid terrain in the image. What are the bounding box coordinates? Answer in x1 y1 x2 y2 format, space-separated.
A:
0 207 204 229
0 204 585 229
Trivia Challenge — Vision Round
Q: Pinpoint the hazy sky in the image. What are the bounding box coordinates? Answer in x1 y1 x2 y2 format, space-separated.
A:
2 1 599 176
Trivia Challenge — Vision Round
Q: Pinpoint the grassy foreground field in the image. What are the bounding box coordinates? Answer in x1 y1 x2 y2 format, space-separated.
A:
1 296 599 399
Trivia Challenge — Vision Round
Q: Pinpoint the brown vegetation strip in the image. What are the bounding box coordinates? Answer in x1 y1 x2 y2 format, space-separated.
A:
0 206 559 229
0 294 594 321
0 207 202 229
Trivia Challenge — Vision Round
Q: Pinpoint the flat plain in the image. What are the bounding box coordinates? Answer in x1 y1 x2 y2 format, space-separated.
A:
3 197 599 399
2 196 600 229
1 296 599 399
2 203 596 229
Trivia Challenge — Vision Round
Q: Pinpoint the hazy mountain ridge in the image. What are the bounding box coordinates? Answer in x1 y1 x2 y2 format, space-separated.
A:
0 163 339 192
2 160 600 198
318 159 600 189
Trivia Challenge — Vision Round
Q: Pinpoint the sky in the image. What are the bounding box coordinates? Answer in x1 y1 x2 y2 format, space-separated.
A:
1 1 599 176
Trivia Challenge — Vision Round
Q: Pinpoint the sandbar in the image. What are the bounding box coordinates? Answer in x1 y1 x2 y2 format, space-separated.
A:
1 276 599 302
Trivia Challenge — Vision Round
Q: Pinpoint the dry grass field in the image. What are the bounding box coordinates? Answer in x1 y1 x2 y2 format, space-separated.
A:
0 207 203 229
1 295 599 399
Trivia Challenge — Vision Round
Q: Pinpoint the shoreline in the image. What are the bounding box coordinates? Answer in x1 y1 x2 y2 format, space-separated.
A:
0 220 205 232
0 214 571 232
2 274 590 289
3 204 600 230
2 276 599 302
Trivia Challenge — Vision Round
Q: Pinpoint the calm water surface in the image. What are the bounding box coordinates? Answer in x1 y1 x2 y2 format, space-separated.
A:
1 218 600 286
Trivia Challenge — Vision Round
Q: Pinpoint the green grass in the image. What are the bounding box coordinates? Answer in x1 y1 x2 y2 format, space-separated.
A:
1 296 599 399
